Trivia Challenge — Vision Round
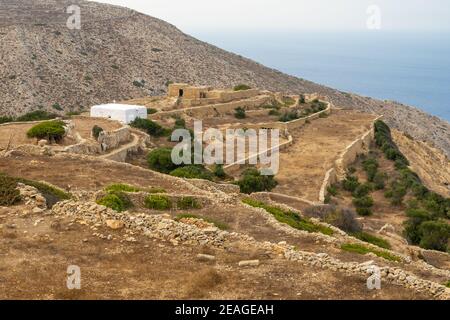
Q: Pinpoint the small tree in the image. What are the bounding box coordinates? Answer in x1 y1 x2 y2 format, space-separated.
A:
418 220 450 252
234 107 246 119
147 148 180 174
236 168 278 194
27 120 65 142
92 125 104 140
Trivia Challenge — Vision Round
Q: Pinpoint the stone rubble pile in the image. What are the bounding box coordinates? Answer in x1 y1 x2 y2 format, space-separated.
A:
17 183 47 212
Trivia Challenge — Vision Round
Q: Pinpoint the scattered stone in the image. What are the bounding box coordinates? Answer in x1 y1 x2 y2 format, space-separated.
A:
238 260 260 267
32 207 44 214
106 219 124 230
197 254 216 262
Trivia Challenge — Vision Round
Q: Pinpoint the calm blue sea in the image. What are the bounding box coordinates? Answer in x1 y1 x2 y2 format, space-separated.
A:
193 31 450 122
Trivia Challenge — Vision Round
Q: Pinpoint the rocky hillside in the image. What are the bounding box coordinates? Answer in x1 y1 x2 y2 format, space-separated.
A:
0 0 449 157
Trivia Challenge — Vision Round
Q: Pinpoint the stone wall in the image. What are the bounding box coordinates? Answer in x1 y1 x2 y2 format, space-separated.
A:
318 116 383 203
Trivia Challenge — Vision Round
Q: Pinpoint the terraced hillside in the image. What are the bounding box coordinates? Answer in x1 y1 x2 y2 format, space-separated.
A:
0 0 449 157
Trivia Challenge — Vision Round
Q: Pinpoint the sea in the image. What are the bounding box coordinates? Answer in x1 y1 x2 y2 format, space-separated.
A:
193 31 450 122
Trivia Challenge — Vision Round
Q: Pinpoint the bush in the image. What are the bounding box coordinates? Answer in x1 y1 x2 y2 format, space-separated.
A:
97 191 132 212
0 116 14 124
233 84 251 91
52 103 63 111
326 184 338 196
105 184 141 193
170 165 213 181
16 110 57 122
144 194 172 210
148 187 167 194
304 205 361 233
147 148 180 174
130 118 168 137
279 110 299 122
213 164 226 178
403 209 432 245
299 94 306 104
234 107 246 119
373 172 387 190
418 220 450 252
353 183 372 198
243 199 334 235
0 175 21 206
27 120 65 142
174 117 186 129
342 175 360 192
351 232 391 249
147 108 158 115
92 125 104 140
177 197 201 209
362 158 379 182
268 109 280 116
340 243 400 262
353 196 374 216
236 168 278 194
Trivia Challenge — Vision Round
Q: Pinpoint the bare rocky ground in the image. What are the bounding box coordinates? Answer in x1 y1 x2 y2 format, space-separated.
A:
0 0 449 157
0 204 429 300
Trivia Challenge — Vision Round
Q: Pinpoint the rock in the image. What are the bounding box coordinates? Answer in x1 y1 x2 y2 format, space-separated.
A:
37 140 48 147
378 223 395 234
106 219 124 230
197 254 216 262
32 207 44 214
238 260 260 267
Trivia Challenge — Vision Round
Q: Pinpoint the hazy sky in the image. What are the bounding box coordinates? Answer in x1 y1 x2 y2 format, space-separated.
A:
96 0 450 33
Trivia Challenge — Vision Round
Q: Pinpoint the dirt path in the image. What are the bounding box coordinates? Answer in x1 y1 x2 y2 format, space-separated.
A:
274 109 376 201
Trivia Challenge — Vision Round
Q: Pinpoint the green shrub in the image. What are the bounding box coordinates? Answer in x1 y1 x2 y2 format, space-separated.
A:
403 209 432 245
175 214 229 230
299 94 306 104
233 84 251 91
174 117 186 129
105 184 141 193
177 197 201 209
418 220 450 252
373 172 387 190
351 232 391 249
16 110 57 122
342 175 360 192
304 205 361 233
213 164 226 178
147 108 158 115
353 196 374 216
234 107 246 119
282 96 296 106
0 116 14 124
353 183 372 198
97 191 132 212
268 109 280 116
362 158 379 182
0 175 21 206
52 103 63 111
133 80 145 88
130 118 168 137
144 194 172 210
147 148 180 174
92 125 104 140
27 120 65 141
236 168 278 194
148 187 167 194
170 165 213 181
243 198 334 236
279 110 299 122
340 243 400 262
327 184 338 196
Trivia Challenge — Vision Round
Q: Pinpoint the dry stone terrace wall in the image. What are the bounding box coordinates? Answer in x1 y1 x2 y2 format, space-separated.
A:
151 95 271 120
50 198 450 300
318 116 383 203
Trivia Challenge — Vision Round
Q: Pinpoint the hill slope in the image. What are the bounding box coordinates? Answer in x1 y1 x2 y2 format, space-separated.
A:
0 0 449 157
